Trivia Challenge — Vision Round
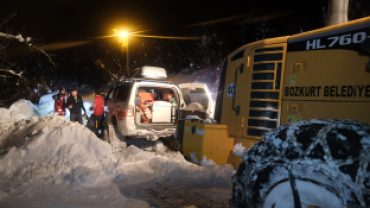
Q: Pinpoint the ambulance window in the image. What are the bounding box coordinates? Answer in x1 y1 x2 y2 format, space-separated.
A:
114 86 130 101
137 87 178 104
106 88 115 100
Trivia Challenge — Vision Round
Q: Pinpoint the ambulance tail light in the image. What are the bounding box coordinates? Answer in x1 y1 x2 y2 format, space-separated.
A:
118 105 134 118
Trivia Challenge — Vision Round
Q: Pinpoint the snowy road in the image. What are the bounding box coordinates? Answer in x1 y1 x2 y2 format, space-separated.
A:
0 181 232 208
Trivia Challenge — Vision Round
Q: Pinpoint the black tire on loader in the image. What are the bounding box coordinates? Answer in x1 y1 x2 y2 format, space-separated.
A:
230 119 370 208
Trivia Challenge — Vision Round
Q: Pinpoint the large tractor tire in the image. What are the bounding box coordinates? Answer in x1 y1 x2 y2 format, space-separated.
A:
231 119 370 208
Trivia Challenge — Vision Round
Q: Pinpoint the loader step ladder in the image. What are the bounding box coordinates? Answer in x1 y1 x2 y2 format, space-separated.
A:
107 124 127 156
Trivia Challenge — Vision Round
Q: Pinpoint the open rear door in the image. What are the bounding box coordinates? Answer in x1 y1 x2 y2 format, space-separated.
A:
178 83 214 120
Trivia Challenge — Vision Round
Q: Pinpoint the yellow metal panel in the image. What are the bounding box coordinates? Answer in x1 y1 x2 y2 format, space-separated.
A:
183 123 204 157
281 101 370 126
228 137 260 169
182 120 234 165
284 50 370 102
228 154 242 169
203 126 232 164
220 51 249 137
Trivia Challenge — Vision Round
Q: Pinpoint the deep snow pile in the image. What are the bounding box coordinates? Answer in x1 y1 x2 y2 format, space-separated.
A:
0 114 235 187
0 103 235 207
0 100 38 132
0 114 114 186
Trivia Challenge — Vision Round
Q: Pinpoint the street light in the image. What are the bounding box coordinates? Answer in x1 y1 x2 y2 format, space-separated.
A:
114 29 130 76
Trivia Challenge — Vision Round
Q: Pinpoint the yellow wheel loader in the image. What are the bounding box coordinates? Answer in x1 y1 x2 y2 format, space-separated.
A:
179 1 370 207
179 0 370 167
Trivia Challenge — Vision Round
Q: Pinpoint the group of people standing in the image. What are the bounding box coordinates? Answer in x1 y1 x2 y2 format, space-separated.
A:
52 87 104 132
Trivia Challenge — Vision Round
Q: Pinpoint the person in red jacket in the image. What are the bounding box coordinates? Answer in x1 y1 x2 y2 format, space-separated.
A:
93 89 104 134
52 87 67 116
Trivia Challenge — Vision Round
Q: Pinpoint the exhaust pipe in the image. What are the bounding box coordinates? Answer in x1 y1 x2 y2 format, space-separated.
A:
326 0 349 26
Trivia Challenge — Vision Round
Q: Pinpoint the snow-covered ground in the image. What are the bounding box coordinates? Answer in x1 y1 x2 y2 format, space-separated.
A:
0 100 235 207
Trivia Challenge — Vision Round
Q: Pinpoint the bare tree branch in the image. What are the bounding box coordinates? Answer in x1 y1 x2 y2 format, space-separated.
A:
29 45 57 68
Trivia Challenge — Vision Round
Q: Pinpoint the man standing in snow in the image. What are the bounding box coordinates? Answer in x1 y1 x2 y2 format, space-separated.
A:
66 88 87 124
52 87 67 116
93 89 104 134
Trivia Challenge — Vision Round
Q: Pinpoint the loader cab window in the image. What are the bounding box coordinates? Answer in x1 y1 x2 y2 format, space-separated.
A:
114 86 130 101
181 87 209 109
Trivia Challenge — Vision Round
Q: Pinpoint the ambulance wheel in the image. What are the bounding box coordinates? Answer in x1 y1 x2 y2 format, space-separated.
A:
230 119 370 208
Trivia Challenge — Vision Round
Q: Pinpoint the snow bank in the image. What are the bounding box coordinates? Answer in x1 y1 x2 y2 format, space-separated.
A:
200 156 216 166
0 114 234 188
232 143 246 157
0 115 114 186
0 100 38 132
190 152 199 164
0 100 235 207
189 152 216 166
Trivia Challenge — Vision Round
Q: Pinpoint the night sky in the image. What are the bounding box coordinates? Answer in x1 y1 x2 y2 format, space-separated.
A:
1 0 369 71
0 0 329 42
1 0 370 106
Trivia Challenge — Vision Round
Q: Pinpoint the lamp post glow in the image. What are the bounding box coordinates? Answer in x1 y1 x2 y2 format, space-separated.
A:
114 30 130 76
120 32 128 37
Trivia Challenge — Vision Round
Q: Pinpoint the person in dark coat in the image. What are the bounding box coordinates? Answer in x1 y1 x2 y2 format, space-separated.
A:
66 88 86 124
